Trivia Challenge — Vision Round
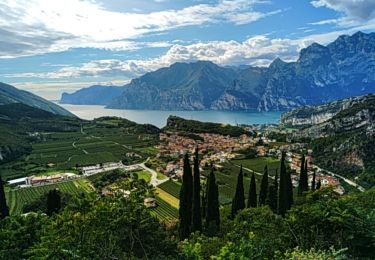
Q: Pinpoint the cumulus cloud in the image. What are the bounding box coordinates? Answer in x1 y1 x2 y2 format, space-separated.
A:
0 0 280 58
310 0 375 27
3 35 310 80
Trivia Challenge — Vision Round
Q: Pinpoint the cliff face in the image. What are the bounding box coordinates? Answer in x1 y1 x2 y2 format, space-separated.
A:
283 94 375 139
61 31 375 111
286 94 375 186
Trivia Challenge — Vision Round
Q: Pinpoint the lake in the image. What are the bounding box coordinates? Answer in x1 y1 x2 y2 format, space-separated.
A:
59 104 282 128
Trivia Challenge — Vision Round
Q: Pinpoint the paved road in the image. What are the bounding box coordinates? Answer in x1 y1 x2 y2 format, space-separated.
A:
139 158 169 187
314 165 365 192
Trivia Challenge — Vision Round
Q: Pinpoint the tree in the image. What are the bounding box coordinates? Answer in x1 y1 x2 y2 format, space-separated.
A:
298 154 306 196
311 169 316 191
46 189 61 216
192 148 202 232
231 166 245 218
179 153 193 240
286 169 293 210
205 169 220 236
316 179 321 190
297 156 309 196
0 173 9 219
278 152 288 216
267 170 278 213
259 166 269 206
247 172 257 208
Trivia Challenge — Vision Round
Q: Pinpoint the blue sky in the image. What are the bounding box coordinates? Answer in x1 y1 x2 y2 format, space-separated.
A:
0 0 374 99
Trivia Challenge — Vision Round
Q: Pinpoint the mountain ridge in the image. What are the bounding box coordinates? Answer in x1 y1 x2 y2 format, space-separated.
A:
0 82 74 117
60 31 375 111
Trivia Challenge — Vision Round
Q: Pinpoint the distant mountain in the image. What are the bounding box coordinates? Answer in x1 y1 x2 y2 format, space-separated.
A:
280 94 374 127
61 31 375 111
108 61 239 110
0 82 74 117
286 94 375 186
60 85 125 105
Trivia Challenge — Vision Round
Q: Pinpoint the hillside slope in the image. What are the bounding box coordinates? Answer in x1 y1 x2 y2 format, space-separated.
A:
0 82 74 116
287 94 375 187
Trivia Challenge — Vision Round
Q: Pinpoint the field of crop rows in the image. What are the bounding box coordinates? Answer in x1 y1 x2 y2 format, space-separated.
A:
6 179 92 215
150 196 179 220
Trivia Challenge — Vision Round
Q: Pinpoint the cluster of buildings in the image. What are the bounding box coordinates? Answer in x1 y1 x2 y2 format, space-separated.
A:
80 162 140 176
158 133 278 177
8 173 77 187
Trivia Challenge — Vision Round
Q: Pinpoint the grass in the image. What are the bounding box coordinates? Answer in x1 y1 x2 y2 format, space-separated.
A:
155 187 179 208
157 172 167 180
135 170 151 183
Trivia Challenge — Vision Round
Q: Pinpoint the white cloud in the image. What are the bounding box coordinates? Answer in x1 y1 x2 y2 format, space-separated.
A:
0 0 279 58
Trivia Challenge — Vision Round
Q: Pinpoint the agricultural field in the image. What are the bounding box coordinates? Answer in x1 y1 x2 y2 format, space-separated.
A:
0 121 159 180
158 180 181 198
150 196 179 220
5 179 93 215
232 157 280 174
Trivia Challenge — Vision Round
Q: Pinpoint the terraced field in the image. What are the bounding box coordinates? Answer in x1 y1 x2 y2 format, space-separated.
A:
5 179 93 215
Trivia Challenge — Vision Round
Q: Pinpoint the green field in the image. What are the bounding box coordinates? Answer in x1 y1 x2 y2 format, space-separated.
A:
5 179 93 215
150 196 179 220
0 123 158 180
158 180 181 198
232 157 280 174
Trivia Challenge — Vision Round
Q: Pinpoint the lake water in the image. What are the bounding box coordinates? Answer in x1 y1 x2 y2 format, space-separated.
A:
59 104 282 128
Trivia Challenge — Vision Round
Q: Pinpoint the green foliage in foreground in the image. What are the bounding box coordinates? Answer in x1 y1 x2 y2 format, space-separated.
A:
1 183 374 259
180 188 375 259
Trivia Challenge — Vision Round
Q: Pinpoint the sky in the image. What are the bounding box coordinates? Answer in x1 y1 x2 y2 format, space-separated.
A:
0 0 374 100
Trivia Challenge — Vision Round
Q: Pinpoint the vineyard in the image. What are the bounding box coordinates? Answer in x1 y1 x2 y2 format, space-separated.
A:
158 180 181 198
150 196 179 220
6 179 93 215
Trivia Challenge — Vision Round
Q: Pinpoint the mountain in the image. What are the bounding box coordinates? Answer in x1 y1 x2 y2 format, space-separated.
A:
0 82 74 117
60 85 125 105
61 32 375 111
280 94 374 127
285 94 375 186
108 61 239 110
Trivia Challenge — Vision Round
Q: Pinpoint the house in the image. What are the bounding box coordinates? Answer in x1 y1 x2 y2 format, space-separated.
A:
144 197 157 208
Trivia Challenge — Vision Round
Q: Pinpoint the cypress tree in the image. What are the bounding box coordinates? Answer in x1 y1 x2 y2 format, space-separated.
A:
304 160 309 192
247 172 257 208
267 170 278 213
298 154 305 195
206 169 220 235
231 165 245 218
311 169 316 191
192 148 202 232
201 191 206 219
0 173 9 219
46 188 61 216
278 152 288 216
259 165 268 206
316 179 321 189
286 169 293 210
179 153 193 240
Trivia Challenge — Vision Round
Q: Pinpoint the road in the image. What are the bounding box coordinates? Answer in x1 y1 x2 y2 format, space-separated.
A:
313 165 365 192
139 158 169 187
